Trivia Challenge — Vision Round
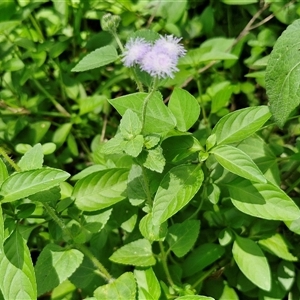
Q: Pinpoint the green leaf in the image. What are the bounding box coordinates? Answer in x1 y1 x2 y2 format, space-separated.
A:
265 19 300 127
0 205 3 251
79 95 106 115
0 229 37 300
211 106 271 145
139 213 167 242
175 296 215 300
109 239 156 267
18 143 44 171
101 134 126 155
168 88 200 132
221 0 258 4
211 145 266 183
94 272 136 300
232 236 271 291
162 135 202 163
123 135 144 157
127 164 149 206
52 123 72 149
166 219 200 257
109 92 176 134
0 158 8 186
35 244 84 296
227 178 300 221
120 109 142 139
72 45 118 72
277 261 295 292
0 168 70 203
73 169 129 211
134 268 161 300
152 165 204 225
258 233 297 261
183 243 225 277
138 147 166 173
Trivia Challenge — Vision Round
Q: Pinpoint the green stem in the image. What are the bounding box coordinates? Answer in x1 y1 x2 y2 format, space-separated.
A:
141 77 159 133
29 13 45 42
0 147 21 172
141 166 153 208
191 265 217 289
159 241 175 287
43 203 113 282
31 79 70 117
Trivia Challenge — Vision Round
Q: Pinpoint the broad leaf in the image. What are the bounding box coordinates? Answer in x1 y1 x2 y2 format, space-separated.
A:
183 243 225 277
18 143 44 171
94 272 136 300
265 19 300 127
109 92 176 134
175 296 215 300
168 88 200 132
0 229 37 300
73 169 129 211
0 168 70 203
258 233 297 261
152 165 204 225
227 178 300 221
109 239 156 267
120 109 142 139
72 45 118 72
232 236 271 291
166 219 200 257
134 268 161 300
139 213 167 242
211 106 271 145
35 244 84 296
211 145 266 183
0 205 3 251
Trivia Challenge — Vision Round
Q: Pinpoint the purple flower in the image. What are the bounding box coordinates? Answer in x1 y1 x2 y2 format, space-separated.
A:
122 34 186 79
153 35 186 61
122 37 151 67
140 48 179 79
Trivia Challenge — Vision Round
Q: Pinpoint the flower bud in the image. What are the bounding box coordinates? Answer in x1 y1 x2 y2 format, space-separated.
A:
101 13 121 33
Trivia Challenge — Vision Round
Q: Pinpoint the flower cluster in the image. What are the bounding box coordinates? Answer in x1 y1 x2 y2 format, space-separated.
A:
122 35 186 79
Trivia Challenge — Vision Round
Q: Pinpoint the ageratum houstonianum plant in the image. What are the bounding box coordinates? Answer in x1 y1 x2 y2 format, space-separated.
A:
1 11 300 300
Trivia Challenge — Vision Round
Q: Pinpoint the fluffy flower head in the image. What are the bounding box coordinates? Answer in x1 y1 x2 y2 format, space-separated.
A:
153 35 186 61
122 37 151 67
122 34 186 79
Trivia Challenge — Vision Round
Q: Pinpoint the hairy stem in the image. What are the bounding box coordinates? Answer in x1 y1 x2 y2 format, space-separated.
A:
0 147 21 172
43 202 113 282
159 241 176 287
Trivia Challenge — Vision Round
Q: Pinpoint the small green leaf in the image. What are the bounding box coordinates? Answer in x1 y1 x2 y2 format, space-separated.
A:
266 19 300 127
52 123 72 149
152 165 204 225
0 229 37 300
258 233 297 261
109 92 176 134
0 168 70 203
109 239 156 267
227 178 300 221
18 143 44 171
211 106 271 145
72 45 118 72
137 147 166 173
222 0 258 4
166 219 200 257
168 88 200 132
101 134 126 155
134 268 161 300
144 134 160 149
73 169 129 211
35 244 84 296
120 109 142 139
94 272 136 300
183 243 225 277
175 296 215 300
232 236 271 291
277 261 295 292
123 135 144 157
139 213 167 242
211 145 267 183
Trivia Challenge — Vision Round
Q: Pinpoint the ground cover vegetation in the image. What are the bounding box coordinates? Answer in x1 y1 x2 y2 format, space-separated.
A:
1 0 300 299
